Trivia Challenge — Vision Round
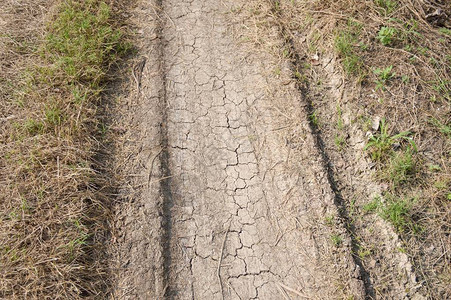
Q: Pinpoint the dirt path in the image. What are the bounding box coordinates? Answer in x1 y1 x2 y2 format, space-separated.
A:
113 0 366 298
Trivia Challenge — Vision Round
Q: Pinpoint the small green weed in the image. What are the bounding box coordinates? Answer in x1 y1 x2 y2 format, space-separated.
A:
44 105 63 127
363 195 419 233
381 197 419 233
294 70 302 80
382 147 417 187
429 118 451 137
439 28 451 36
71 85 89 104
377 27 396 46
416 46 429 56
325 215 335 226
66 232 89 262
375 65 395 81
431 79 451 101
335 21 364 76
335 134 346 150
374 65 395 90
335 33 363 75
363 196 382 212
428 164 441 172
400 19 422 43
364 118 414 161
331 234 343 247
357 243 373 259
401 75 410 83
336 105 344 130
23 119 45 136
310 110 319 127
374 0 397 15
349 198 357 222
434 178 449 190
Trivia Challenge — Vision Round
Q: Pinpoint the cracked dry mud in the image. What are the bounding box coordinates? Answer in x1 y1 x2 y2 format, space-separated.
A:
113 0 365 299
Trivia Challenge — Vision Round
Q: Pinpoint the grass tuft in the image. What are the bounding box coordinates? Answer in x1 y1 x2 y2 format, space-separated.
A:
43 0 130 85
363 195 420 233
334 22 365 77
374 0 398 15
377 26 397 46
364 118 414 161
381 148 417 187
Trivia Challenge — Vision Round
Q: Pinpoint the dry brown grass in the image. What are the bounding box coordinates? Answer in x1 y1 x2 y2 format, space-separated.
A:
0 0 130 298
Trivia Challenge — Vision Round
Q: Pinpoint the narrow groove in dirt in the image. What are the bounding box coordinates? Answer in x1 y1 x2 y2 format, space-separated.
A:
296 70 376 300
269 2 375 298
155 0 173 297
291 41 376 300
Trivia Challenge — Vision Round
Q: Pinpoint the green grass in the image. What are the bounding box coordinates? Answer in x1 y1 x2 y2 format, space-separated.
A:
335 29 364 76
374 65 395 90
42 0 130 86
23 119 45 135
45 104 63 127
310 110 319 127
374 0 398 15
429 118 451 138
336 104 344 130
364 118 415 161
335 134 346 150
334 20 365 77
431 78 451 101
401 75 410 83
428 164 441 172
365 118 419 187
357 242 373 259
331 234 343 247
325 215 335 226
382 148 417 187
377 26 396 46
439 28 451 37
363 195 420 233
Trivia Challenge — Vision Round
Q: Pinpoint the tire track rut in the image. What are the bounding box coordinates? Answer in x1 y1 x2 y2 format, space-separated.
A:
154 0 174 296
268 3 375 296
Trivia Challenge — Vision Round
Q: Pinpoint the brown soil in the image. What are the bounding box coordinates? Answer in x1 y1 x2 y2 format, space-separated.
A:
110 0 367 298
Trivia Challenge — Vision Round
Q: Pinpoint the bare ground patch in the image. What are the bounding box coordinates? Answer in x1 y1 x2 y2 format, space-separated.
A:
111 0 367 298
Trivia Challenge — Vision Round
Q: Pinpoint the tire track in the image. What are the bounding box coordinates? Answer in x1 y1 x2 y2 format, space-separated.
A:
114 0 368 298
154 0 174 297
268 2 375 297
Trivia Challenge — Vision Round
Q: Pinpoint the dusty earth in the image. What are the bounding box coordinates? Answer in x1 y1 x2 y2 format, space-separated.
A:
111 0 375 299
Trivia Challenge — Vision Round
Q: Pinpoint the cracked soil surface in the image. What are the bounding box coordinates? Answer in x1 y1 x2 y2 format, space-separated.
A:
112 0 367 298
